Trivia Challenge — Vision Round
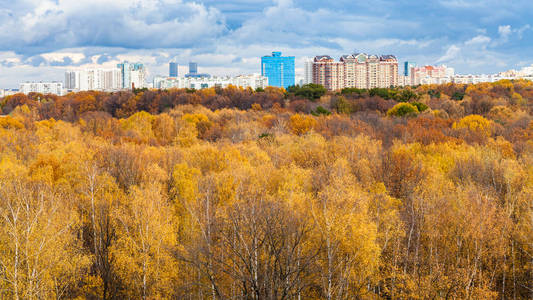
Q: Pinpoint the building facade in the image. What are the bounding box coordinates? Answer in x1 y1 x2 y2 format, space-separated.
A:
311 53 399 90
153 74 268 90
20 82 63 95
303 58 313 85
261 52 295 89
410 65 455 85
65 69 122 91
117 62 146 89
0 89 20 98
189 62 198 74
313 56 345 91
185 62 210 78
404 61 416 76
169 62 178 77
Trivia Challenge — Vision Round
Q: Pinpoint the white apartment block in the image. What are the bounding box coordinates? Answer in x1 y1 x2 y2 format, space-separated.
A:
409 65 455 85
19 82 63 95
117 62 146 89
0 89 20 98
130 69 146 89
451 74 533 84
153 74 268 90
65 69 122 91
303 58 313 85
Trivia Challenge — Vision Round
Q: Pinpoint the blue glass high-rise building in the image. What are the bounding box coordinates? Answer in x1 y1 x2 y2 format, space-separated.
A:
185 62 210 78
261 52 295 88
169 62 178 77
189 62 198 74
404 61 416 76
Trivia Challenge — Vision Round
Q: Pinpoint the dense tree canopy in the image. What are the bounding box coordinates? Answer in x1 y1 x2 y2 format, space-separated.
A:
0 81 532 299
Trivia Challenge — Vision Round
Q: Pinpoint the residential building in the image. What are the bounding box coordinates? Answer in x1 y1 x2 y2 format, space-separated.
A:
410 65 454 85
189 62 198 74
233 74 269 90
169 62 178 77
65 69 122 91
153 74 268 90
261 51 295 88
518 64 533 76
0 89 20 98
117 62 146 89
450 73 533 84
313 55 345 91
303 58 313 85
340 53 370 89
65 71 77 90
20 82 63 95
404 61 416 76
310 53 399 90
185 62 210 78
379 55 399 88
295 76 305 86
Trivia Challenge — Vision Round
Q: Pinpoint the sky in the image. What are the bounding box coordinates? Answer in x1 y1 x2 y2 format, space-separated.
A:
1 0 533 88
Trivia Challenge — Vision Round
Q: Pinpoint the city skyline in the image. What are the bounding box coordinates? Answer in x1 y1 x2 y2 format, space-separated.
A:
1 0 533 88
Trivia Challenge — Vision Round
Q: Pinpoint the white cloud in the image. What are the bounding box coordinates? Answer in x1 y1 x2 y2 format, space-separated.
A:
0 0 227 54
0 1 532 87
437 32 509 72
40 52 86 64
498 25 512 41
437 45 461 62
465 35 491 46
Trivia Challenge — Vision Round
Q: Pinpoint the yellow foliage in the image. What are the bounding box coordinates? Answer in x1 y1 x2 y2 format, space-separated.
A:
0 87 530 298
0 155 27 179
112 184 178 298
251 103 262 111
261 114 276 128
185 144 227 173
199 87 216 98
453 114 492 137
182 113 209 125
172 163 201 205
488 105 513 123
120 111 155 141
0 116 24 129
488 136 516 159
175 121 198 147
289 113 316 135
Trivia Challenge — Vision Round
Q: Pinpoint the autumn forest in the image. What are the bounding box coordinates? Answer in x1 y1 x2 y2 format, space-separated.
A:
0 81 532 299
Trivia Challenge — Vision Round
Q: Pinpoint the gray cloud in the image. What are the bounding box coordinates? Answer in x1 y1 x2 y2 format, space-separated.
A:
1 0 533 87
0 0 227 55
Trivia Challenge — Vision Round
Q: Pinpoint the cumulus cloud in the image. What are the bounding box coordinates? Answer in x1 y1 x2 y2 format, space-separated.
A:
437 34 508 72
0 0 227 55
227 0 419 49
437 45 461 63
498 25 512 41
1 0 533 87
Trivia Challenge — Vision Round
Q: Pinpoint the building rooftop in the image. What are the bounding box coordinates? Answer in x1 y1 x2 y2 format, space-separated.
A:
380 55 397 60
314 55 334 61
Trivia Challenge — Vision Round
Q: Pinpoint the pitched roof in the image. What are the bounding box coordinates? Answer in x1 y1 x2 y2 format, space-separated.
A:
380 55 397 60
314 55 333 61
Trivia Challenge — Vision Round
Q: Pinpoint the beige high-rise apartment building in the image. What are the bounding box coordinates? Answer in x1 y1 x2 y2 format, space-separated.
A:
379 55 399 88
312 56 345 91
311 53 399 90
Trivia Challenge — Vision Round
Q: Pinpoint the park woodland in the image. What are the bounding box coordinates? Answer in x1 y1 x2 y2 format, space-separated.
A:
0 81 531 299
